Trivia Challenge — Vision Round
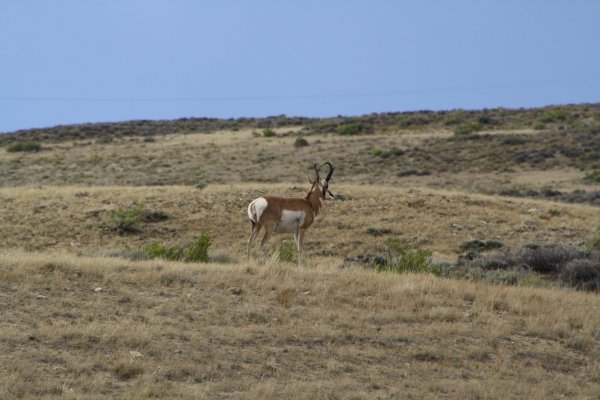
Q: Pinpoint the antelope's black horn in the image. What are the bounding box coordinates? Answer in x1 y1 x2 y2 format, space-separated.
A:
324 162 334 182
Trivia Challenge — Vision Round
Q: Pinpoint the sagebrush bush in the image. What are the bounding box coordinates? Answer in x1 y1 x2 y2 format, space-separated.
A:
397 116 429 128
520 244 584 274
453 123 483 137
464 266 532 286
7 141 42 152
477 114 500 126
294 137 309 148
469 244 584 274
584 170 600 183
109 204 144 233
443 112 465 126
560 258 600 291
337 123 363 136
501 135 527 146
469 253 510 270
587 224 600 251
262 128 276 137
463 244 600 291
540 108 569 124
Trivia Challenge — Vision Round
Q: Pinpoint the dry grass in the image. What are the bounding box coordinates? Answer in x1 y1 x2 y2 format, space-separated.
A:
2 110 600 398
3 126 600 207
1 250 599 399
0 184 597 261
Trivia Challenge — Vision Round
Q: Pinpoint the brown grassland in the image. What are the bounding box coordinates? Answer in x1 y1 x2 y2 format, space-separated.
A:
1 105 600 399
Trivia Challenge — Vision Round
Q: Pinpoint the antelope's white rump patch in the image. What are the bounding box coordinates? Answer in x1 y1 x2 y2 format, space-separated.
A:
248 197 268 222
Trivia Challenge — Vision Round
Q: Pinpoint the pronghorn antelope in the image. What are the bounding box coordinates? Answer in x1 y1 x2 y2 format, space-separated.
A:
247 162 335 262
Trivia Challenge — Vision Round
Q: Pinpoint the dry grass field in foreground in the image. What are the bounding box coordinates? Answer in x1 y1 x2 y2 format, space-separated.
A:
1 251 600 399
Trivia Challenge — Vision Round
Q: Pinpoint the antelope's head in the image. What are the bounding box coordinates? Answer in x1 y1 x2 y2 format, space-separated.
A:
310 162 335 200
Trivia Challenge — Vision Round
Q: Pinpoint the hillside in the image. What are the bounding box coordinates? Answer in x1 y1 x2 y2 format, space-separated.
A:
2 103 599 143
2 251 600 399
2 103 600 399
1 104 600 201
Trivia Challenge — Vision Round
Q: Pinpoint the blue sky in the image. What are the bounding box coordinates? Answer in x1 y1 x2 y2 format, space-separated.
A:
1 1 600 133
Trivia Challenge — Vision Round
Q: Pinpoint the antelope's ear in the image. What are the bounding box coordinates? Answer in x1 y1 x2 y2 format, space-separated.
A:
307 175 315 184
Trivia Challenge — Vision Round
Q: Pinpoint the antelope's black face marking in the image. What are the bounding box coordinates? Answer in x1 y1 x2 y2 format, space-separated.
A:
321 179 335 200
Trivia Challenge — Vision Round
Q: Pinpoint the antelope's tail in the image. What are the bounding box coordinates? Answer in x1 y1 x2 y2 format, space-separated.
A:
247 197 267 223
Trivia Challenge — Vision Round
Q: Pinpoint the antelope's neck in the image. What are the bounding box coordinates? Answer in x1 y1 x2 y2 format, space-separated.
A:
307 189 324 216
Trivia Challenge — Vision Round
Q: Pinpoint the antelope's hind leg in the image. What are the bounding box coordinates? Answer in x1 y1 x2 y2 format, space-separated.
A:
259 222 276 256
247 221 262 258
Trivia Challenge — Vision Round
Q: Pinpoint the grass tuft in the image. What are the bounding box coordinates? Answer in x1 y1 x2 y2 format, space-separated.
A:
142 233 212 263
275 241 296 263
113 361 144 381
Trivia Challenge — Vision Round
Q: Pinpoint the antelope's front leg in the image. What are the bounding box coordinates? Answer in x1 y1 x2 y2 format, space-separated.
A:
296 228 306 266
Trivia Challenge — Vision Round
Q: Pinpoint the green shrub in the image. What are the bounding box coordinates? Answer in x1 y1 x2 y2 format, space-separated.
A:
501 135 527 146
346 238 435 274
443 112 465 126
372 147 403 159
540 108 569 124
262 128 276 137
477 114 499 126
337 123 363 136
184 233 211 262
294 137 309 148
276 241 296 263
109 204 144 233
583 170 600 183
7 141 42 152
142 233 211 263
398 116 429 128
143 242 184 260
453 123 482 137
588 226 600 251
540 186 561 197
379 237 433 273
